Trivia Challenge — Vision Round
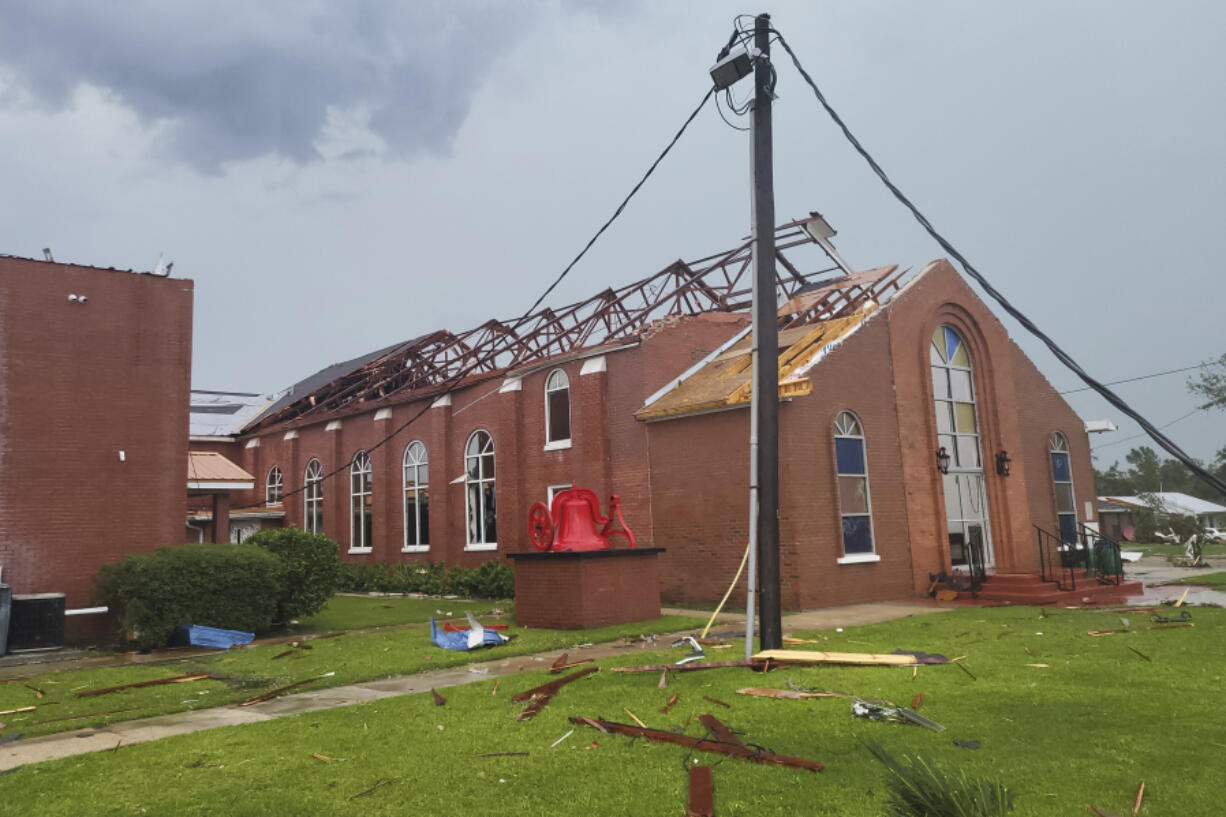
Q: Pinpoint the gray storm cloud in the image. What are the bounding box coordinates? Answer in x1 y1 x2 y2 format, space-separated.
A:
0 1 532 172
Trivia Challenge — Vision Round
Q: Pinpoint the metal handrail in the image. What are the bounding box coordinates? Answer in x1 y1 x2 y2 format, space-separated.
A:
1034 524 1076 591
1079 522 1124 586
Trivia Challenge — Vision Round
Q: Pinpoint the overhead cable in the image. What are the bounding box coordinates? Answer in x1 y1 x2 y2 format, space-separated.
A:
770 29 1226 497
1060 361 1213 395
228 83 717 512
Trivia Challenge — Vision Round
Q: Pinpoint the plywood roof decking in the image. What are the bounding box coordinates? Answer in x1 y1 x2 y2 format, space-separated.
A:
636 265 904 421
187 451 255 484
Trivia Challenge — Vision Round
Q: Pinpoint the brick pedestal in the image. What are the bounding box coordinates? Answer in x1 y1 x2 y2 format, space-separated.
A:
507 548 664 630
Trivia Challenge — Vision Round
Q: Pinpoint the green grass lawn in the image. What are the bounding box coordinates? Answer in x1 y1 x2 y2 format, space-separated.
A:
4 605 1224 816
293 594 509 632
0 610 703 741
1125 542 1226 562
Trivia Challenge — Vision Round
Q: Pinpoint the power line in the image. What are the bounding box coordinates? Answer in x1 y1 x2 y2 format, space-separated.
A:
1059 361 1212 395
1091 407 1205 452
770 28 1226 498
228 83 718 513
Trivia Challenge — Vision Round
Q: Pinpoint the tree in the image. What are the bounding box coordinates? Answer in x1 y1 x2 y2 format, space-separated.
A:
1188 352 1226 411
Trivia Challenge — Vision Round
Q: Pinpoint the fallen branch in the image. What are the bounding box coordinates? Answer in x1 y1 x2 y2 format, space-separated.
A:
737 688 838 701
75 673 217 698
660 693 680 714
349 777 403 800
1126 646 1151 662
239 672 335 706
0 706 36 716
570 715 823 772
1134 780 1145 815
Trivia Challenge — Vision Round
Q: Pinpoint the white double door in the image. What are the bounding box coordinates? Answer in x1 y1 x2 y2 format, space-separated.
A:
943 471 993 568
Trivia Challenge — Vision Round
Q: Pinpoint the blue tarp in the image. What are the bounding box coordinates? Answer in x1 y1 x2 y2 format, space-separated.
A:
177 624 254 650
429 614 508 652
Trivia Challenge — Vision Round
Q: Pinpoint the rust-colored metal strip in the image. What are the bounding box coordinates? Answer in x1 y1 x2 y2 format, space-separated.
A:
75 673 217 698
569 717 824 772
510 667 599 702
432 688 447 706
687 765 715 817
660 693 680 714
698 714 744 749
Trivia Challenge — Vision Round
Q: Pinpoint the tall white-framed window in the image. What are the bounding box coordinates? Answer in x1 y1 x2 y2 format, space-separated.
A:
350 450 373 553
403 441 429 552
265 466 283 506
547 483 572 507
833 411 878 563
1049 431 1078 544
544 369 571 450
465 430 497 549
304 458 323 534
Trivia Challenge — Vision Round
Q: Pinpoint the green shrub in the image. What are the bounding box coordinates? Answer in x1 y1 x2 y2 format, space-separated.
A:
335 559 513 598
95 544 285 650
244 528 341 620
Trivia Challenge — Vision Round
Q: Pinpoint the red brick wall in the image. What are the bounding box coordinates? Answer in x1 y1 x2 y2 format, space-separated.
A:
0 257 193 606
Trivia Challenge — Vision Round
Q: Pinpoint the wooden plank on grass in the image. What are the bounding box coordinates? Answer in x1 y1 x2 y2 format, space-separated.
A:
687 765 714 817
75 673 216 698
753 649 918 666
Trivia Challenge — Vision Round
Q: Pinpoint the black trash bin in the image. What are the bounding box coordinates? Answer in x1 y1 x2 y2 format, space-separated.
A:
0 584 11 655
9 593 66 651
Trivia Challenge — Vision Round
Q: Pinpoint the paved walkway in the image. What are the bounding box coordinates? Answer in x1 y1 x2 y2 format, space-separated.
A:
0 600 945 771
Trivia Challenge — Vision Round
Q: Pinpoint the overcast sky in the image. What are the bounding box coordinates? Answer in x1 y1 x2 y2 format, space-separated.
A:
1 1 1222 466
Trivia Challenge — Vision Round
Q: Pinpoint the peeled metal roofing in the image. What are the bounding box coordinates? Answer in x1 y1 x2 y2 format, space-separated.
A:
190 390 274 437
188 451 254 484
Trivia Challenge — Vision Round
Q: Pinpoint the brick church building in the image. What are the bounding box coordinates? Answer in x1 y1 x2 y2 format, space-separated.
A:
198 217 1098 609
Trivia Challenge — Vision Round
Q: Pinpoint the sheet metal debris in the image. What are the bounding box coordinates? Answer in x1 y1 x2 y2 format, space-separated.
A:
688 765 715 817
511 667 598 721
75 673 217 698
570 715 824 772
851 700 945 732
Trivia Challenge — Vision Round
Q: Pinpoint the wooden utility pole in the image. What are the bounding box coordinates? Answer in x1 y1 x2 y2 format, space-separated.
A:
750 12 782 651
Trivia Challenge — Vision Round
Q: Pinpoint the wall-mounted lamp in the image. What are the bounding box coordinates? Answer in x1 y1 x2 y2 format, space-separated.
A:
995 450 1012 477
936 446 951 474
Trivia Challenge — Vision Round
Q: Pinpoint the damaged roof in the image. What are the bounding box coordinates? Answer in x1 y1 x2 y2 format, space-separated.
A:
636 265 906 421
243 217 854 433
190 390 275 438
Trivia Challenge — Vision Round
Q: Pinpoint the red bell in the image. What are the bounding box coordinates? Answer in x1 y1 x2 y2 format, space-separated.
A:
551 489 610 552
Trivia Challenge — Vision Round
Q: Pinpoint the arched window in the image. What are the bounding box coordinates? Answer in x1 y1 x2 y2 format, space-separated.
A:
403 441 429 551
350 451 373 552
304 459 323 534
1050 431 1078 544
545 369 571 447
930 324 993 566
266 466 283 506
834 411 875 557
465 430 497 548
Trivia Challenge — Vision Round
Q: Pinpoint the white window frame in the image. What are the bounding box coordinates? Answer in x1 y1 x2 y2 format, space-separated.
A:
547 483 572 507
833 410 877 561
265 465 283 507
1049 431 1079 544
349 450 373 554
465 430 497 551
303 458 323 534
544 369 572 451
403 440 429 552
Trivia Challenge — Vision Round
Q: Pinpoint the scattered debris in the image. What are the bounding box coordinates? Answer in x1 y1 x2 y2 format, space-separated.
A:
272 642 314 660
1126 646 1151 662
550 729 574 748
625 709 648 728
1087 806 1122 817
431 689 446 707
673 637 707 666
478 751 529 757
443 621 509 632
781 636 820 645
1151 610 1192 623
1134 780 1145 815
1174 588 1190 608
612 661 758 674
311 753 334 764
754 649 946 667
911 691 925 709
1149 623 1194 630
75 673 217 698
550 653 595 674
0 706 36 717
176 624 255 650
25 684 44 699
688 765 715 817
853 699 945 731
658 670 669 689
1088 629 1131 636
660 693 680 714
429 614 508 652
492 680 500 695
239 672 335 706
570 715 824 771
702 696 730 709
0 734 23 745
349 777 404 800
573 716 609 734
737 687 838 701
786 679 848 698
953 739 980 750
1025 664 1050 669
954 662 977 681
511 667 599 721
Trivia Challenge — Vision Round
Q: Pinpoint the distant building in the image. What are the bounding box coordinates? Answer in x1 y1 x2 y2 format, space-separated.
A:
1101 492 1226 531
0 254 192 616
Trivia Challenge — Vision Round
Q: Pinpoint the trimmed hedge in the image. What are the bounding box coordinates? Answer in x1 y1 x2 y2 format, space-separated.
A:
336 559 514 599
243 528 341 621
95 544 285 650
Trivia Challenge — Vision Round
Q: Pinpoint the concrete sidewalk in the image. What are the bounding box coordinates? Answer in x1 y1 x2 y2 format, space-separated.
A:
0 600 947 771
